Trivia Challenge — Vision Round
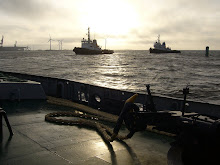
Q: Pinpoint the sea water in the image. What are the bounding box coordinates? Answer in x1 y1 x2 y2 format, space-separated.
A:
0 50 219 105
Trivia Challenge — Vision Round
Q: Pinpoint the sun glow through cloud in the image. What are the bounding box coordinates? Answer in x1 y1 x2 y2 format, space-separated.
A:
77 0 140 36
0 0 220 50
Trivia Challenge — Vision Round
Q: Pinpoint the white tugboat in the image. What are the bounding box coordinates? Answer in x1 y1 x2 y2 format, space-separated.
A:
73 28 114 55
149 35 181 54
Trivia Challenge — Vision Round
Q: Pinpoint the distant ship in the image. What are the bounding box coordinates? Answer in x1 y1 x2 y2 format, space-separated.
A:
0 36 27 51
149 35 181 54
73 28 114 55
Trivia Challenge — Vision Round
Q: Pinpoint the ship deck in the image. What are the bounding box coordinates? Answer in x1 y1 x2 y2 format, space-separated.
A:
0 100 174 165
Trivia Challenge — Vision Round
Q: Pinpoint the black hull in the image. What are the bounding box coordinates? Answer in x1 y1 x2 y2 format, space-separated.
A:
73 47 102 55
149 48 181 54
102 49 114 54
73 47 114 55
0 46 26 51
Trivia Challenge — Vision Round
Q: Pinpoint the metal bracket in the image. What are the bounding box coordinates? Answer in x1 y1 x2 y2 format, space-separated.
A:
0 108 14 140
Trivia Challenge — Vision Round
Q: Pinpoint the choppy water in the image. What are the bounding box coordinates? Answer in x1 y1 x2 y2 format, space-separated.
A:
0 50 219 104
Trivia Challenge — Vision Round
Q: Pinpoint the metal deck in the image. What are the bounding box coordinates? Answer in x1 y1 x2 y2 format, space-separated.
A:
0 101 173 165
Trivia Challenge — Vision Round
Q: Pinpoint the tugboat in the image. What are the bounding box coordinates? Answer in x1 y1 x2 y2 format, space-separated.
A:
73 28 114 55
149 35 181 54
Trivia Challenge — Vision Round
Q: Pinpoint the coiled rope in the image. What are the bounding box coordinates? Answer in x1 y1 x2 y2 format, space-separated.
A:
45 96 127 141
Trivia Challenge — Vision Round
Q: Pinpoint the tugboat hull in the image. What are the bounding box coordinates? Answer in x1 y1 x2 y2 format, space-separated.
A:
102 49 114 54
73 47 102 55
149 48 181 54
73 47 114 55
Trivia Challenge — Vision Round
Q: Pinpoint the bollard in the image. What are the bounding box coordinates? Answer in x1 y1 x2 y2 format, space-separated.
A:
206 46 209 57
182 87 189 116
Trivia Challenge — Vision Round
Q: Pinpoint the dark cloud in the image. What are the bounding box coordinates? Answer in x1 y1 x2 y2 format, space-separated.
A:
56 37 81 44
94 33 128 40
127 39 152 45
0 24 32 42
0 24 30 32
128 29 152 40
0 0 51 20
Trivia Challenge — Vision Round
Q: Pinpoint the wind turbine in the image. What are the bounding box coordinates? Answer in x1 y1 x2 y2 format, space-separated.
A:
48 35 54 50
57 40 63 50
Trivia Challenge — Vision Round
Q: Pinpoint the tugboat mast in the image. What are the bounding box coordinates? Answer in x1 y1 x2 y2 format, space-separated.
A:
157 35 160 43
88 27 91 43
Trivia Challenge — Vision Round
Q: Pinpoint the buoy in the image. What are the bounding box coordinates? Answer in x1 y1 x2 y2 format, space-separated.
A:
205 46 209 57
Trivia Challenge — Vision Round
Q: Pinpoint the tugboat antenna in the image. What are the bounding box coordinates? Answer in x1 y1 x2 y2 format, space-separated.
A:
48 35 53 50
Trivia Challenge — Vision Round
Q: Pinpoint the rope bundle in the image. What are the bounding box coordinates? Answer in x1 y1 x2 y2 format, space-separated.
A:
45 111 127 141
45 97 127 142
45 96 175 142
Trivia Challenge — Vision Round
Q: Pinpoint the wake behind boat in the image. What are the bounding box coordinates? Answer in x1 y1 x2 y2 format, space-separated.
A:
149 35 181 54
73 28 114 55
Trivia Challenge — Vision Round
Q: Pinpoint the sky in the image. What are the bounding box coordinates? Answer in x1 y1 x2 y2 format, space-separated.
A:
0 0 220 50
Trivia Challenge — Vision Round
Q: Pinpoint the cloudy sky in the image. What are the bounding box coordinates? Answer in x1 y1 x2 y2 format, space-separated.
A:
0 0 219 50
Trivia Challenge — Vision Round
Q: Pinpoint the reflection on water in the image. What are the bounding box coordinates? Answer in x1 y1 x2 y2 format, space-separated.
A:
0 50 219 104
93 53 131 90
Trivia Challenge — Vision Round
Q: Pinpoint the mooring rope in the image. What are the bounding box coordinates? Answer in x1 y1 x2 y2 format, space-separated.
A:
45 96 175 142
47 96 118 123
45 97 127 141
45 111 127 141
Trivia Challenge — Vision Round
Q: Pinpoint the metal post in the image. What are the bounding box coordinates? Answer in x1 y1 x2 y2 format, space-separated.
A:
0 108 2 141
2 112 14 136
146 85 156 112
206 46 209 57
182 87 189 116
